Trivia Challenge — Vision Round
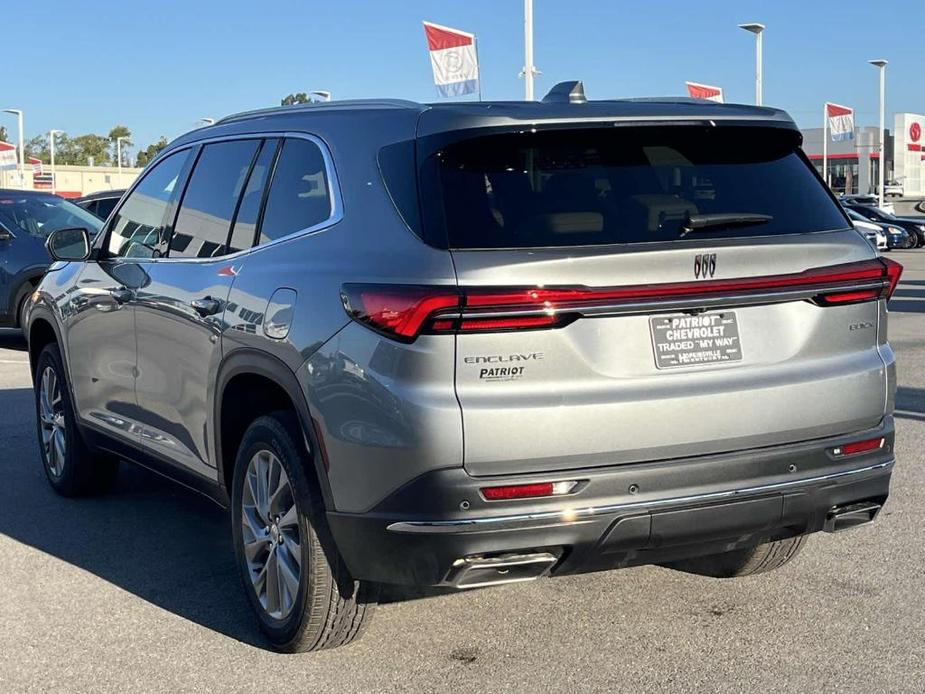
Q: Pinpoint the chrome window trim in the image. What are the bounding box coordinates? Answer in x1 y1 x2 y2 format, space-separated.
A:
97 131 343 264
386 460 894 534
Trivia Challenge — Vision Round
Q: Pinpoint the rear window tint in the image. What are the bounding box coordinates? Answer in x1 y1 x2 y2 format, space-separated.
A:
419 126 848 249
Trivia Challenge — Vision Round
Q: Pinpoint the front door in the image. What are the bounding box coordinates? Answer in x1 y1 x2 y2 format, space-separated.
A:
132 138 268 475
66 147 194 444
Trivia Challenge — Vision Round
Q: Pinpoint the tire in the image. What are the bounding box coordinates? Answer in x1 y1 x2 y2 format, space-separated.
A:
13 283 34 331
663 535 807 578
34 343 119 496
231 411 376 652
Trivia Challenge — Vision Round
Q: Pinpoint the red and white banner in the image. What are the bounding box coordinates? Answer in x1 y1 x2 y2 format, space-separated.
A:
29 157 42 174
0 141 17 169
826 103 854 141
686 81 724 103
423 21 479 98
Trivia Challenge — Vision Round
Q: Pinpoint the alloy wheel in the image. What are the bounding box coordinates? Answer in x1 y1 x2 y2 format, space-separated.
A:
241 449 303 619
39 366 66 477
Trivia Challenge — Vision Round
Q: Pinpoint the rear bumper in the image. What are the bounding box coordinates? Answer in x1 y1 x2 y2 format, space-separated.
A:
327 419 895 586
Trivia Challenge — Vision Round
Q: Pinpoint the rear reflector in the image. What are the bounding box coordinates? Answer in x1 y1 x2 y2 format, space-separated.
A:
341 258 903 342
481 480 578 501
832 437 885 457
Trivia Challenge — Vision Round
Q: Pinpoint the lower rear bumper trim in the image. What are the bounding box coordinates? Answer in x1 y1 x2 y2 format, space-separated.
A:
386 460 894 534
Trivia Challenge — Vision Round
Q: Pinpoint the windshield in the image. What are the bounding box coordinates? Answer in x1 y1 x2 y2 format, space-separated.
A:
418 126 850 249
0 193 104 238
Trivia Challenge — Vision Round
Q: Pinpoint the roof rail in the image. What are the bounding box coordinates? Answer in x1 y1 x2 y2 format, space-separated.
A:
216 99 422 125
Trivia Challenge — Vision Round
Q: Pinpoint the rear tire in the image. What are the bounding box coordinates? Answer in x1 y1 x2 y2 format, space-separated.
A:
34 343 119 496
14 284 34 331
231 411 375 652
663 535 807 578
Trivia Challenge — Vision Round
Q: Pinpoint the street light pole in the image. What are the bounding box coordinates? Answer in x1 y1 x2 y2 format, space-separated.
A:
738 23 765 106
3 109 25 188
49 129 63 195
869 59 888 208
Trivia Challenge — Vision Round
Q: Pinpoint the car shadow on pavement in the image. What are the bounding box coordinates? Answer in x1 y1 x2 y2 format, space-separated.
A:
0 329 27 351
896 386 925 423
0 386 271 649
0 384 457 649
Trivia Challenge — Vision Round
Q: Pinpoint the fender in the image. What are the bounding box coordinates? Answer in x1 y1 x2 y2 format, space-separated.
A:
214 348 336 510
4 264 47 326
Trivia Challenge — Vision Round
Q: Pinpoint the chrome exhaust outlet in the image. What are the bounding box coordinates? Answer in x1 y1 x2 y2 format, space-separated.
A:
445 552 558 589
824 501 883 533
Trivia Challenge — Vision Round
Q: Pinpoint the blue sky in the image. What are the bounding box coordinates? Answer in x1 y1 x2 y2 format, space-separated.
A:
5 0 924 155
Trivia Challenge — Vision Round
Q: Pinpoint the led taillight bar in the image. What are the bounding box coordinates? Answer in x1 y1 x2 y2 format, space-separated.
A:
340 258 902 342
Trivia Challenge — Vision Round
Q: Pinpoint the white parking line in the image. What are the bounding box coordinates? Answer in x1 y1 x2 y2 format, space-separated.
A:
0 359 28 365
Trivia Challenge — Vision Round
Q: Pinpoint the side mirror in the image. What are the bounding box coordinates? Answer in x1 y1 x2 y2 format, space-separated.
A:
46 227 91 261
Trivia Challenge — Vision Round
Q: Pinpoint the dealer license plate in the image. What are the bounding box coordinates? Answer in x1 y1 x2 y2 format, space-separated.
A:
650 312 742 369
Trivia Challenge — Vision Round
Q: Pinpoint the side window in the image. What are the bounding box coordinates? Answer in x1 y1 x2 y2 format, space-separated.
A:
107 151 189 258
169 140 260 258
96 197 118 220
258 137 332 245
227 139 279 254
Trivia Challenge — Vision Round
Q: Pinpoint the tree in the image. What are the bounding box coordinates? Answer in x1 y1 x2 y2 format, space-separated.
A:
65 134 111 166
0 125 7 143
109 125 133 166
136 137 169 167
281 92 309 106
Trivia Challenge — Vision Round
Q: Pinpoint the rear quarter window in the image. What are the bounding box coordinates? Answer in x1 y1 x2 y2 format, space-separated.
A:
418 126 849 249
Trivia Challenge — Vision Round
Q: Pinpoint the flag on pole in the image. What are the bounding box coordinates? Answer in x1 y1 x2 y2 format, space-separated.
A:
29 157 42 175
685 82 724 103
826 103 855 141
423 21 479 98
0 142 16 169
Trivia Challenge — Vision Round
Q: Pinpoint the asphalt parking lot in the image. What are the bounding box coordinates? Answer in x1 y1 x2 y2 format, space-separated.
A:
1 250 924 693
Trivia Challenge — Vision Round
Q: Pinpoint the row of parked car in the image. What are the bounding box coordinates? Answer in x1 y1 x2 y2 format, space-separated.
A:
840 194 925 251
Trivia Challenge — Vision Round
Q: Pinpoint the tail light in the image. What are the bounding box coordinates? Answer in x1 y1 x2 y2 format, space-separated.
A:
831 437 885 457
481 480 579 501
341 258 903 342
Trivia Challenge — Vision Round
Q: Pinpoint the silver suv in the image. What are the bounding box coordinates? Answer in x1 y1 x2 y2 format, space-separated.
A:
27 85 901 652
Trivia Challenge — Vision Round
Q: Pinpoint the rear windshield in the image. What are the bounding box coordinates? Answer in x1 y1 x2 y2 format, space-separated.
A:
418 126 848 249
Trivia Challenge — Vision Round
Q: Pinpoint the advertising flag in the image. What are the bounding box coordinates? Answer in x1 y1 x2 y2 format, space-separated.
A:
685 81 724 103
29 157 42 174
423 21 479 98
0 141 17 169
826 103 854 141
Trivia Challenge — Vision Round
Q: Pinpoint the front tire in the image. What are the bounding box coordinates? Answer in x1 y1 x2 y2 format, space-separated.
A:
663 535 807 578
231 412 375 652
34 343 119 496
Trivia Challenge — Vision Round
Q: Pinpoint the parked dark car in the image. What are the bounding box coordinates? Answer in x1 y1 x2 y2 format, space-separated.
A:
843 207 912 250
844 203 925 248
26 90 900 652
0 189 103 329
74 189 126 221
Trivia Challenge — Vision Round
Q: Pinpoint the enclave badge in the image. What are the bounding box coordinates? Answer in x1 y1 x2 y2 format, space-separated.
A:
694 253 717 279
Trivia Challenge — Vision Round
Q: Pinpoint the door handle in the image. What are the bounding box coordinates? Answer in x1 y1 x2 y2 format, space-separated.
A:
191 296 222 317
109 287 134 304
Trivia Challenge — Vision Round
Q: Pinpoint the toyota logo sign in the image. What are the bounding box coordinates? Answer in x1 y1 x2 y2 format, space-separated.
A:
911 122 922 143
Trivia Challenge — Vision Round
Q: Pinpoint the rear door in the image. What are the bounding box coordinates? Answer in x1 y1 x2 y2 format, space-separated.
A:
132 138 272 476
419 124 895 476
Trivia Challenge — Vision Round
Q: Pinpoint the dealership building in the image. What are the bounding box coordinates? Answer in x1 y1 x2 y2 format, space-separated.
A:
801 112 925 197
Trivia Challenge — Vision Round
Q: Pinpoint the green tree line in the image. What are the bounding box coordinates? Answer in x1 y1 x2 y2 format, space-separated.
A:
0 124 167 167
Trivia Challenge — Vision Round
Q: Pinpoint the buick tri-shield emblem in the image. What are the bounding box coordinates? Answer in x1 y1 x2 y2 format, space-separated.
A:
694 253 717 279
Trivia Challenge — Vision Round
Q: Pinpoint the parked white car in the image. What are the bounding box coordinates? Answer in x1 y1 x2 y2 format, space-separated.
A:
884 181 904 198
852 217 887 251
